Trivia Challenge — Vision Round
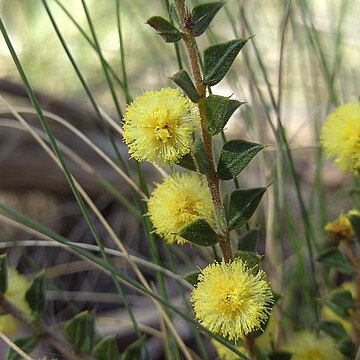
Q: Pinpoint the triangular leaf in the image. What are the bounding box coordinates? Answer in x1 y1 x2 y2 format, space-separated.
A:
268 351 292 360
193 138 209 174
121 337 145 360
234 250 262 271
25 271 46 316
317 247 353 275
6 336 38 360
0 254 8 294
337 336 355 358
147 16 182 43
227 187 267 229
205 94 243 135
93 334 120 360
326 289 354 318
238 228 259 251
174 153 197 171
64 310 95 353
171 69 200 103
179 218 218 246
191 2 225 37
349 213 360 243
217 140 264 180
184 271 201 286
204 39 248 85
319 320 347 341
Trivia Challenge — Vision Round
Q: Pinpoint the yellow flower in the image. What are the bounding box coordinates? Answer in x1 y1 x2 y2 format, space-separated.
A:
283 331 343 360
325 209 360 243
320 103 360 173
191 259 274 341
123 88 199 165
147 172 214 244
0 269 30 335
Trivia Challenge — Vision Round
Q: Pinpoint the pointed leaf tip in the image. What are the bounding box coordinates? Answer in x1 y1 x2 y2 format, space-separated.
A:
191 2 225 37
147 16 182 43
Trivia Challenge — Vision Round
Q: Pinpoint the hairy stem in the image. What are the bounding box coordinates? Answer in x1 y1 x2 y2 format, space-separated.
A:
173 0 232 262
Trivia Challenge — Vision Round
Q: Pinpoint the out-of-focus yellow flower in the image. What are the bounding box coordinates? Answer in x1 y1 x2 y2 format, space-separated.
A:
320 103 360 174
283 331 343 360
191 259 274 341
0 269 30 335
147 172 214 244
325 209 360 242
123 88 199 165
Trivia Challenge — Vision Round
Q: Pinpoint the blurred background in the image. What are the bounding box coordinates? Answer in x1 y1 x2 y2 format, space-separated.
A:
1 0 360 358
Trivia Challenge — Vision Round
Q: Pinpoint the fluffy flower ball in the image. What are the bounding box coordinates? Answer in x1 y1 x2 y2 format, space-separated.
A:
147 172 214 244
283 332 343 360
320 103 360 174
325 209 360 243
123 88 199 165
0 269 30 335
191 259 274 340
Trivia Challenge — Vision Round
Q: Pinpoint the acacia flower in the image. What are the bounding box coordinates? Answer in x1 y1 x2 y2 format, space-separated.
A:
325 209 360 243
0 269 30 334
123 88 199 165
320 103 360 173
283 332 343 360
191 259 274 340
147 172 214 244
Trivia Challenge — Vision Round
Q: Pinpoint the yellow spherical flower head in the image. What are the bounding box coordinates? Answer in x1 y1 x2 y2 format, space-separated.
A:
283 332 343 360
320 103 360 173
0 269 30 335
191 259 274 341
147 172 214 244
325 209 360 243
123 88 199 165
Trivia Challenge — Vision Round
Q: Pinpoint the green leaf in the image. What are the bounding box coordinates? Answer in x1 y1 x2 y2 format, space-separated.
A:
25 271 46 316
147 16 182 43
171 70 200 103
191 2 225 37
337 336 355 358
0 253 8 294
227 187 267 229
268 351 292 360
204 39 248 85
179 218 218 246
193 138 209 174
326 289 354 318
6 336 38 360
238 228 259 251
121 337 145 360
175 153 197 171
217 140 264 180
317 247 353 275
64 310 95 353
319 320 347 341
234 250 262 271
93 334 120 360
349 213 360 243
205 94 243 135
184 271 201 286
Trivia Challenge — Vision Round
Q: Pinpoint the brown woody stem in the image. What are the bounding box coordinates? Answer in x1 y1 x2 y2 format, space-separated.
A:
173 0 232 262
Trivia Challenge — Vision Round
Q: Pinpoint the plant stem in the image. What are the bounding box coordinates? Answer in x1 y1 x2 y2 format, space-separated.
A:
0 295 82 359
342 240 360 348
173 0 232 262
